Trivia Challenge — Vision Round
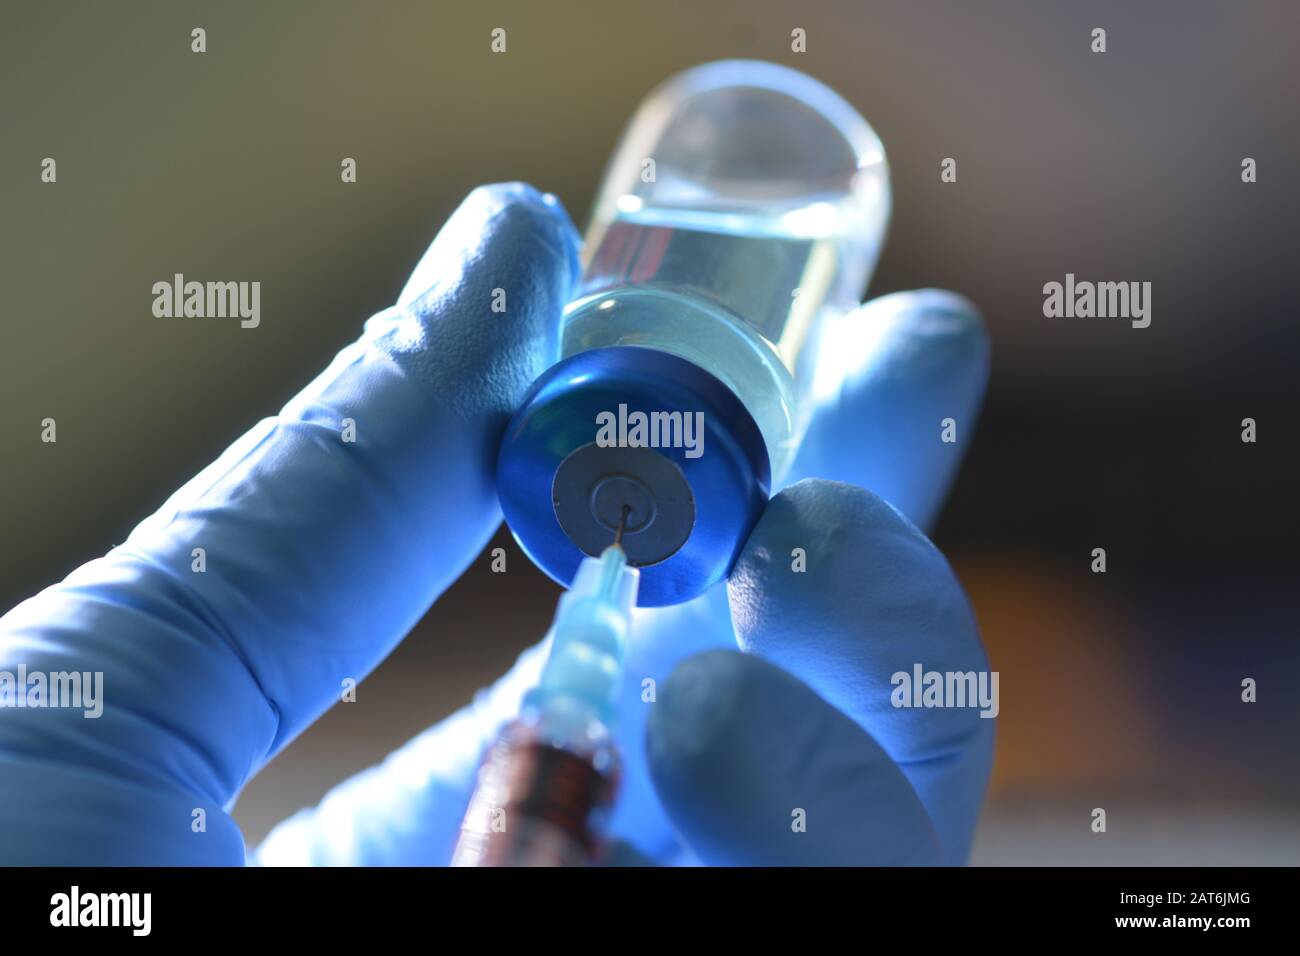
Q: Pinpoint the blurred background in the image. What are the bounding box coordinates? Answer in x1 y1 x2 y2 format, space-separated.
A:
2 0 1297 863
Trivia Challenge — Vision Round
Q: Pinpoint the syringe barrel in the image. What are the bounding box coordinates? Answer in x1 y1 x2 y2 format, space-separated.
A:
450 718 617 867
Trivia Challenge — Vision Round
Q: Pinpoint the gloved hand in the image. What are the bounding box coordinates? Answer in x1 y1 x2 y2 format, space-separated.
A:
0 183 992 866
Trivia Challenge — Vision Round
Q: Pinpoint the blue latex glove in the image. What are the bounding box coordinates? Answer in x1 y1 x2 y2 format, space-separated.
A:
0 183 992 866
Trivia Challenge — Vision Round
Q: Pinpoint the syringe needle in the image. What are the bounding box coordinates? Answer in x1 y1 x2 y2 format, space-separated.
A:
612 504 631 549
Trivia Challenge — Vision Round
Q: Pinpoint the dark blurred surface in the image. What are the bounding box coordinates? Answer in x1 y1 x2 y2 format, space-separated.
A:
2 0 1297 862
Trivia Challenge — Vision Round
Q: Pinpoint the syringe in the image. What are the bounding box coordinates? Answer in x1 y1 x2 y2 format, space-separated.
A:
451 511 640 866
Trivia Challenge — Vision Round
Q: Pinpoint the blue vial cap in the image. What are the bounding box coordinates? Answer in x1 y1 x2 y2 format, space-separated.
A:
497 346 771 607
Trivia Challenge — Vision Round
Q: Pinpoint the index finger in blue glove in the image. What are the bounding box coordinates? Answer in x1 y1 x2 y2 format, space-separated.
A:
0 183 580 864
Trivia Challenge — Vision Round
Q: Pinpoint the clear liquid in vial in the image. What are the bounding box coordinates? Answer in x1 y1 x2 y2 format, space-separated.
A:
562 198 872 480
